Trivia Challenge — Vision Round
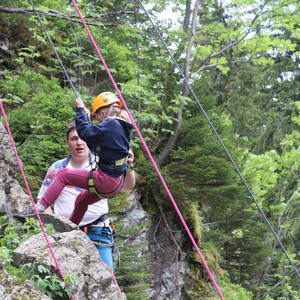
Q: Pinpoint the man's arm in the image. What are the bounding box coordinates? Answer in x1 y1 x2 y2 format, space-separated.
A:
122 168 136 191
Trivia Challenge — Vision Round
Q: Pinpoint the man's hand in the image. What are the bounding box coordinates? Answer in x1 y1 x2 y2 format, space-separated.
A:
128 149 134 168
122 149 136 191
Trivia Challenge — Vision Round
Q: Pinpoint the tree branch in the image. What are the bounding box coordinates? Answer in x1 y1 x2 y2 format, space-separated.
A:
0 6 134 28
157 0 200 167
192 2 267 77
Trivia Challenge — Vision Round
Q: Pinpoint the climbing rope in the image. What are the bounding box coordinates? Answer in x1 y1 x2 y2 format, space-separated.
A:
137 0 300 281
29 0 122 294
69 0 225 299
28 0 79 98
4 0 122 297
0 100 74 300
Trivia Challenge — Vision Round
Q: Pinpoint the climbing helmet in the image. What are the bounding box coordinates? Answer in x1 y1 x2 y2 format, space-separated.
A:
91 92 122 115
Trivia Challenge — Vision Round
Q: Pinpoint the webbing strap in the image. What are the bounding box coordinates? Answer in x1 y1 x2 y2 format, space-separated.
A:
87 171 125 199
110 156 128 166
87 171 104 198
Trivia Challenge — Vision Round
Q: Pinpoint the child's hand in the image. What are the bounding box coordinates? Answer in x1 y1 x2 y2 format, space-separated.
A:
75 98 85 108
118 110 132 124
128 149 134 167
76 98 90 117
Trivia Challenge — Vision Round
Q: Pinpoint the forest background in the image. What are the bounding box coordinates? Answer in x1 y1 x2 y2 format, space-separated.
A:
1 0 300 299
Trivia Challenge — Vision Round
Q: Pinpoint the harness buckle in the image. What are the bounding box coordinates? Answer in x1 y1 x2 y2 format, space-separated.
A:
110 156 128 166
87 171 103 198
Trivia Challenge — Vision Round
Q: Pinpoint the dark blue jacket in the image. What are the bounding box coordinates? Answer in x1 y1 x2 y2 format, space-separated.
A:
75 107 133 178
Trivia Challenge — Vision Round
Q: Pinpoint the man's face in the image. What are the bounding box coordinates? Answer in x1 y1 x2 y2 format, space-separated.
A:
66 129 89 159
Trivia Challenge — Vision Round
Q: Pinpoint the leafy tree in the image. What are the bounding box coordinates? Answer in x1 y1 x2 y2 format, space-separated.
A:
0 69 75 190
1 0 300 298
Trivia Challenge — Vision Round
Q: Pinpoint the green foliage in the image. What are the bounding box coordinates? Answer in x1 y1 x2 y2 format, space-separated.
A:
1 0 300 298
109 193 152 298
31 265 83 300
0 69 76 192
108 193 132 215
0 216 43 250
0 216 81 299
242 150 280 202
115 242 152 300
114 219 152 299
217 272 254 300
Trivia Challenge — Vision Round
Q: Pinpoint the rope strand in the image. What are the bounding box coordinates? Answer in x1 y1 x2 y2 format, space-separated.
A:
0 100 74 300
70 1 225 298
137 0 300 281
1 0 120 297
26 0 122 294
28 0 79 98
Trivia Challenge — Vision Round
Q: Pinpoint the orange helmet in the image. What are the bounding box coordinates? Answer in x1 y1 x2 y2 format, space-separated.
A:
91 92 122 115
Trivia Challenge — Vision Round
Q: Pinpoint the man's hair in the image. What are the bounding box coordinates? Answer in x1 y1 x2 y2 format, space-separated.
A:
66 121 76 139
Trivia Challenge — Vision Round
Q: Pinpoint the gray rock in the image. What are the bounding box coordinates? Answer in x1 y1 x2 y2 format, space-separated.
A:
13 226 122 300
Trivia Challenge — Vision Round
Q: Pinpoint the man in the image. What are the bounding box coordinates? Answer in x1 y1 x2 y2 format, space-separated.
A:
37 121 135 270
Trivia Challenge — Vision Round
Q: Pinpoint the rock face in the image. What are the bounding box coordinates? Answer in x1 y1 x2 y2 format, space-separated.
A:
12 219 123 300
0 120 188 299
0 122 30 215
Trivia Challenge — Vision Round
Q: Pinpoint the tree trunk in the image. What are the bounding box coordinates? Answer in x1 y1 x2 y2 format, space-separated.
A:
158 0 200 167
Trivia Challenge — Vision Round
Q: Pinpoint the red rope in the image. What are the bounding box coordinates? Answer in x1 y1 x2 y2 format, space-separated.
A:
104 263 122 296
0 101 75 300
70 1 225 299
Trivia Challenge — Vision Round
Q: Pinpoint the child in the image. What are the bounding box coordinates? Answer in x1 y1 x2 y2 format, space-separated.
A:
15 92 133 225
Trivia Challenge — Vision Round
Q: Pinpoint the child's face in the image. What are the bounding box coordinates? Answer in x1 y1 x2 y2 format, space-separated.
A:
94 105 118 122
93 109 106 123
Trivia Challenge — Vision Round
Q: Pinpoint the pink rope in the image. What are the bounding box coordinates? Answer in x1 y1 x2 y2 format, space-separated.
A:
70 1 225 299
0 101 75 300
104 263 122 297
